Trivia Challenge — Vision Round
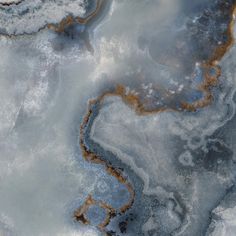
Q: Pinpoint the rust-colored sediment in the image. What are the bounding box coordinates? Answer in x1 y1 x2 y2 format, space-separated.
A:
75 98 135 232
0 0 104 36
182 4 236 111
97 3 236 114
47 0 104 32
74 194 116 229
75 3 236 234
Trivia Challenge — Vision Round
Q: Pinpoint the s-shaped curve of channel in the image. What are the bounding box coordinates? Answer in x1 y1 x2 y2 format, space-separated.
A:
74 1 236 235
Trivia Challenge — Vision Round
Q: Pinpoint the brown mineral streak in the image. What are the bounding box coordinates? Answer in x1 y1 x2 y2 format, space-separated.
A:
47 0 104 32
1 0 234 234
118 3 236 113
75 3 236 234
74 194 116 228
182 4 236 111
76 97 135 231
0 0 104 36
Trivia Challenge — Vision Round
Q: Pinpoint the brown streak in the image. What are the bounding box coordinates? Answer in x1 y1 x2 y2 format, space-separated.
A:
75 92 136 232
77 2 236 235
47 0 104 33
74 194 116 231
0 0 104 36
182 4 236 111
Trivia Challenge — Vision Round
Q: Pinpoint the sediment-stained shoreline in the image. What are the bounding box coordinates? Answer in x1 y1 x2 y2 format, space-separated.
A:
75 1 236 234
0 0 235 234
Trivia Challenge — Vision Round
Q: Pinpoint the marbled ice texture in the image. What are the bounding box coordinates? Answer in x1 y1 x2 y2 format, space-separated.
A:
0 0 236 235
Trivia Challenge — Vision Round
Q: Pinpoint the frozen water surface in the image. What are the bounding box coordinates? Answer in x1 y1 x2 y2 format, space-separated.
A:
0 0 236 235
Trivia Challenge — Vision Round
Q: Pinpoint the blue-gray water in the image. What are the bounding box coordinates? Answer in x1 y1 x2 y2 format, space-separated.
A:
0 0 236 235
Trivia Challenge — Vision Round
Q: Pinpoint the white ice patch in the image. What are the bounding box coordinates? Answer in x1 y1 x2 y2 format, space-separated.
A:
0 133 102 236
0 5 128 233
0 0 21 4
210 206 236 236
0 0 89 35
0 0 235 235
